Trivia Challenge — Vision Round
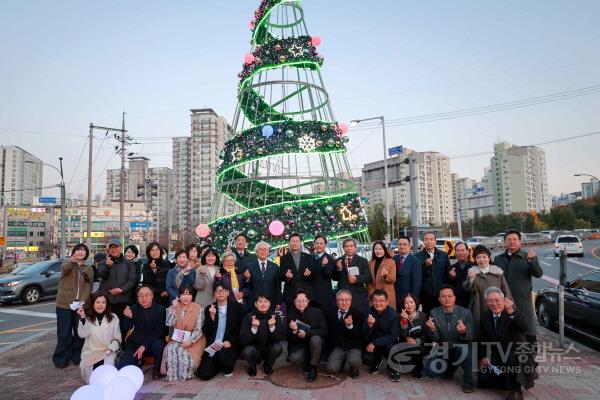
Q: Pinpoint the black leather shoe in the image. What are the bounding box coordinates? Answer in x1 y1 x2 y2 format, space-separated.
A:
248 365 257 377
263 362 273 375
307 366 317 382
152 368 161 380
462 382 475 393
350 367 359 379
55 363 68 369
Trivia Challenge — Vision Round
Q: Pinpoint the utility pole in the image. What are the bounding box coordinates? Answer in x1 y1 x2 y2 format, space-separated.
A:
87 120 129 251
167 193 174 253
59 157 66 258
86 124 93 249
456 209 463 240
119 112 126 248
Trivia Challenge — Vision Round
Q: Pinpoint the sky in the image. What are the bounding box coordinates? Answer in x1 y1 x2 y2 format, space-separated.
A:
1 0 600 201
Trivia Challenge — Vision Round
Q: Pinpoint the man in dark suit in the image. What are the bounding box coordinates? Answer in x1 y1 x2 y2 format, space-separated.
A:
448 241 473 308
287 291 328 382
118 286 165 380
478 286 532 400
394 235 422 309
424 285 475 393
244 241 281 310
240 294 285 376
325 289 364 378
332 238 371 312
232 233 257 272
279 233 313 312
305 234 335 314
416 232 452 315
197 283 245 380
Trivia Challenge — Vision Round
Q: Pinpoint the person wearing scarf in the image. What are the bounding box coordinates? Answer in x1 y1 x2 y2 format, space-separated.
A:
162 286 205 381
464 245 513 335
367 240 397 310
167 249 196 302
214 252 246 304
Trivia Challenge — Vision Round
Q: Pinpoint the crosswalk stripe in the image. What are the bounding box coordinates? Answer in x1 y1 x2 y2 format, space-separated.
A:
568 259 600 271
0 309 56 319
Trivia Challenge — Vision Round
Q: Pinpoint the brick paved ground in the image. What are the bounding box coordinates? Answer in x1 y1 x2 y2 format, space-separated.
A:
1 327 598 400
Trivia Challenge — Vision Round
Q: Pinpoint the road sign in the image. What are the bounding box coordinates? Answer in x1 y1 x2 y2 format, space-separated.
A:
39 197 57 204
388 146 403 156
129 221 151 229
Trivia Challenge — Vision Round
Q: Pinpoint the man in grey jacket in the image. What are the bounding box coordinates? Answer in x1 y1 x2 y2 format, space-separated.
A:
97 239 137 336
494 229 543 379
424 285 475 393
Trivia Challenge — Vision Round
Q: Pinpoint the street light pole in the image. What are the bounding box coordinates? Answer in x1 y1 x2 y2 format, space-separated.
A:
27 159 66 257
351 116 391 239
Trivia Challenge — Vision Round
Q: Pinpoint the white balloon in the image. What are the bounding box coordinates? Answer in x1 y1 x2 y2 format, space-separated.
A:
117 365 144 391
89 364 118 388
103 376 137 400
70 384 105 400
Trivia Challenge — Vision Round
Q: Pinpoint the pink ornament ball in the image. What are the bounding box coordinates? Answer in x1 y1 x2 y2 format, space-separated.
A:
195 223 211 238
248 20 256 30
244 53 255 65
311 36 322 46
268 220 285 236
337 122 349 135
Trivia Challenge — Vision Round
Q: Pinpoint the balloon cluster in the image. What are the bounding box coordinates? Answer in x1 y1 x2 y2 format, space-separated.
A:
70 365 144 400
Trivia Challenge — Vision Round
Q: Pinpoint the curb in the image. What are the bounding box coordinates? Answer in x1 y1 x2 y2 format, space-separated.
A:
0 329 52 355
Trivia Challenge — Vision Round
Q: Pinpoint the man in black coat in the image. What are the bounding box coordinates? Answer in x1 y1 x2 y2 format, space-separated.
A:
448 241 473 308
286 291 328 382
279 233 313 312
394 235 422 308
244 241 281 310
232 233 257 272
240 294 285 376
118 286 165 380
97 239 138 336
197 283 245 380
416 232 452 315
325 289 364 378
362 289 400 382
332 238 371 312
304 234 335 314
478 286 532 400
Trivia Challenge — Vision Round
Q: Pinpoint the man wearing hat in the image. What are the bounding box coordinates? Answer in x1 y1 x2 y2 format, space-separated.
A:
97 239 137 337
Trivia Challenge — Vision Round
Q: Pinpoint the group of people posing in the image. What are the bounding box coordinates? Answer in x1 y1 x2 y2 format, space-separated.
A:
52 229 542 400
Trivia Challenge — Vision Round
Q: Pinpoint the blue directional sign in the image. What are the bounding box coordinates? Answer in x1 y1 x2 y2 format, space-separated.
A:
388 146 403 156
38 197 57 204
129 221 151 229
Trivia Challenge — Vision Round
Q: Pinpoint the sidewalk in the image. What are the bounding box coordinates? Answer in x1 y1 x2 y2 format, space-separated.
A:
1 327 598 400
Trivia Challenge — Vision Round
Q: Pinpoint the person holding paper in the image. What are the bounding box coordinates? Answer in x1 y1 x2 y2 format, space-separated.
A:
305 234 335 314
53 243 94 369
240 294 285 376
362 289 400 382
286 291 328 382
325 289 364 378
279 233 313 312
367 240 397 310
197 283 244 380
397 293 428 379
118 286 166 380
77 292 121 383
163 286 206 381
478 287 532 400
332 238 371 312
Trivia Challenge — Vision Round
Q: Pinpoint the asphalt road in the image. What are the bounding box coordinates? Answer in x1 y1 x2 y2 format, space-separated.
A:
1 239 599 355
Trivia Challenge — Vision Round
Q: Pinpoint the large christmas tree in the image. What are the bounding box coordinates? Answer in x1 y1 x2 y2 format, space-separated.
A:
207 0 369 251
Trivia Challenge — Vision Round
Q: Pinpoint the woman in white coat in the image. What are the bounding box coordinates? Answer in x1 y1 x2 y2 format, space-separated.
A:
77 292 122 383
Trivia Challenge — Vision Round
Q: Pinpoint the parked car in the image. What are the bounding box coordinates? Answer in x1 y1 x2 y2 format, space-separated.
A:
554 235 584 257
0 259 66 304
465 236 488 248
536 270 600 342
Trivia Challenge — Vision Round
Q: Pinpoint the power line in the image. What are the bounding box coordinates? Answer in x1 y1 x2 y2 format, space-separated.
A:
66 138 88 190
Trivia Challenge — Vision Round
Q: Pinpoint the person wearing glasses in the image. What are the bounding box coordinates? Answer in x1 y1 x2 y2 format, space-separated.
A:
118 286 166 380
